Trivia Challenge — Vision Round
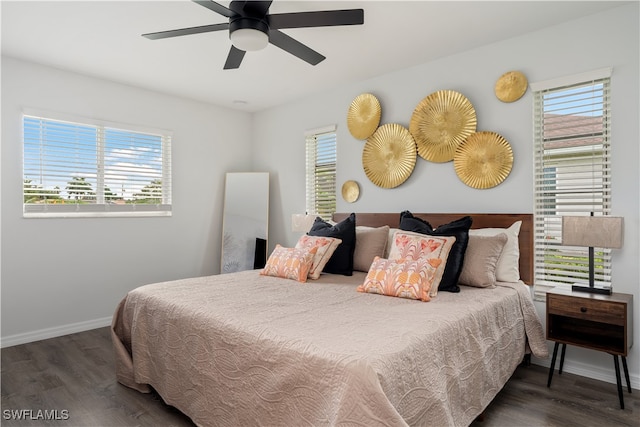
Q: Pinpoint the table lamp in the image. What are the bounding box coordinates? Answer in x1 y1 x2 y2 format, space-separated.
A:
561 215 623 295
291 214 317 233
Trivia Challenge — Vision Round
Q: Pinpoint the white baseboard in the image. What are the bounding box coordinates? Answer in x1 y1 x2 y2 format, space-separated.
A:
1 316 112 348
532 356 640 390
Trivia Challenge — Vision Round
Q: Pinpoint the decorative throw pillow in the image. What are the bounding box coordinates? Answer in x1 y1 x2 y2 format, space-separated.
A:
469 221 522 283
399 211 472 293
459 233 508 288
295 235 342 279
307 213 356 276
387 231 456 297
353 225 390 272
357 257 440 302
260 245 318 283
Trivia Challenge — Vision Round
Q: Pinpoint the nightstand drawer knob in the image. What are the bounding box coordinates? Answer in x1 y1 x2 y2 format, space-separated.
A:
580 307 587 313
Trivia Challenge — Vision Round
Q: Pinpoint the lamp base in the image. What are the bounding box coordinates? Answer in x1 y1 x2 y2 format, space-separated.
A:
572 284 612 295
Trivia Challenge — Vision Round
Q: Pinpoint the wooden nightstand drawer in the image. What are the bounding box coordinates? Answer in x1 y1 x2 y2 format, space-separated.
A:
547 293 625 326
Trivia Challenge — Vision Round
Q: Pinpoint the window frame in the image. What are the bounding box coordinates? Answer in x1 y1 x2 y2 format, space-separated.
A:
531 69 613 300
305 125 337 221
22 109 172 218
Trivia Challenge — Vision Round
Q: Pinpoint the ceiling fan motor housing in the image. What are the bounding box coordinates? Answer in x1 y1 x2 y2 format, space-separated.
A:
229 0 269 35
229 16 269 36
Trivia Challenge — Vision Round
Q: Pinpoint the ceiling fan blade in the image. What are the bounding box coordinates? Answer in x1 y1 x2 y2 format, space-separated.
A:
269 30 325 66
142 23 229 40
192 0 234 18
269 9 364 29
224 45 246 69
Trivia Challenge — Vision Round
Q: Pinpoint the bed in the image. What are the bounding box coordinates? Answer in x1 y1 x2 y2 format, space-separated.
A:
112 212 548 427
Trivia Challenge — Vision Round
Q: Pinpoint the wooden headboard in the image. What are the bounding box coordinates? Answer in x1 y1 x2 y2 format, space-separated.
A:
332 212 534 285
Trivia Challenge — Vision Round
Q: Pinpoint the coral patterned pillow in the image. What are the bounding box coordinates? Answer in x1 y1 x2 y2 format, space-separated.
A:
260 245 318 283
399 212 472 293
387 232 456 297
295 235 342 279
357 257 441 302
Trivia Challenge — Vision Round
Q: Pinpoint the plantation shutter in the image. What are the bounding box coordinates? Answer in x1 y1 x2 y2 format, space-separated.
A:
305 125 337 221
23 113 172 217
531 69 612 300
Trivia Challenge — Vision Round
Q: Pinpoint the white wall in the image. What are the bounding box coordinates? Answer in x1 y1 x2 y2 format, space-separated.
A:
1 57 252 345
252 4 640 388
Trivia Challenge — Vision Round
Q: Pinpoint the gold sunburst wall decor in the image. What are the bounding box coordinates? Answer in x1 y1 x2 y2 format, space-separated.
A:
495 71 528 103
341 180 360 203
347 93 382 140
409 90 477 163
362 123 417 189
454 131 513 189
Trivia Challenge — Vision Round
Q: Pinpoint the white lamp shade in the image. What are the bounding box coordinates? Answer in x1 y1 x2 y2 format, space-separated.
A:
230 28 269 51
291 214 317 233
562 216 623 248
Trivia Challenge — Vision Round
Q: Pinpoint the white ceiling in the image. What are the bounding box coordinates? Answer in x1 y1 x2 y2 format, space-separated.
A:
1 1 629 112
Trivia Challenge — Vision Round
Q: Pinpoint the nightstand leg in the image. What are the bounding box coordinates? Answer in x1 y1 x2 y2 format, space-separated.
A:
559 343 567 374
547 342 560 387
613 355 624 409
621 356 631 393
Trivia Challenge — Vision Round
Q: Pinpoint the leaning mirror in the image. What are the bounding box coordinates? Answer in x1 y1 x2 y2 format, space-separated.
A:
221 172 269 273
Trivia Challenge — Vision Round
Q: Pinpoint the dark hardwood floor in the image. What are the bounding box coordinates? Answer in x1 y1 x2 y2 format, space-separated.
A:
1 327 638 426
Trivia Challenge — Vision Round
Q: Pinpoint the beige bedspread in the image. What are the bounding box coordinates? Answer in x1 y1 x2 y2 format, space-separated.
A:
112 270 548 427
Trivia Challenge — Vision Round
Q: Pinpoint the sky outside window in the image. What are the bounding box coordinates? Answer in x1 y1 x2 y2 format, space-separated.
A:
23 115 166 205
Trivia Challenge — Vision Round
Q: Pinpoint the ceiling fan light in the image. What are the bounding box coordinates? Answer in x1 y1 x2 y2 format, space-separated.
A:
230 28 269 51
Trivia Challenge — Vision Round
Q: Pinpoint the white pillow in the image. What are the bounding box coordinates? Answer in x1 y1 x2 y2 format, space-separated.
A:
469 221 521 283
383 228 401 258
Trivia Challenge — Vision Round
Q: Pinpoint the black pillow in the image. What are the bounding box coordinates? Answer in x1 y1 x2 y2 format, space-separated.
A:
308 213 356 276
398 211 472 293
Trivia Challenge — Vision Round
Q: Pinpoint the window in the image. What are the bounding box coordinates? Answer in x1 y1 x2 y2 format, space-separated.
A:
531 69 612 299
23 113 172 217
305 125 337 221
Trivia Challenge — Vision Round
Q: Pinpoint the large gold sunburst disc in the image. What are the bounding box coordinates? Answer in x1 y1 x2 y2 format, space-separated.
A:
410 90 477 163
362 123 417 189
454 131 513 189
347 93 382 140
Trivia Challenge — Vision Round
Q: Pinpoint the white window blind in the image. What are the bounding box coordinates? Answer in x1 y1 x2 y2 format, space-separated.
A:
23 114 172 217
533 74 612 300
305 127 337 221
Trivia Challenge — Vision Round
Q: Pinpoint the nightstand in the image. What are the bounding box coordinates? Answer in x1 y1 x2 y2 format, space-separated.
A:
546 287 633 409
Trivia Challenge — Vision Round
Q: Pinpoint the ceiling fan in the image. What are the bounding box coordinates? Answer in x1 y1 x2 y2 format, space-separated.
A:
142 0 364 70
